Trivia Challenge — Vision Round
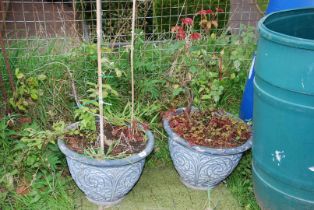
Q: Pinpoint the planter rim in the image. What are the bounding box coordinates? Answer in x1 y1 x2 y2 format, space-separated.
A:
163 108 252 155
58 122 154 167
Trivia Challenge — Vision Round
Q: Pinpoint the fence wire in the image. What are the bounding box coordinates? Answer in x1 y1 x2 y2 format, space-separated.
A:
0 1 266 43
0 0 268 96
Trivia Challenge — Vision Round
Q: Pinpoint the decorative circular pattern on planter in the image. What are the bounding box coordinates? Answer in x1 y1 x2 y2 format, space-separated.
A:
169 138 241 190
57 123 155 206
67 158 144 204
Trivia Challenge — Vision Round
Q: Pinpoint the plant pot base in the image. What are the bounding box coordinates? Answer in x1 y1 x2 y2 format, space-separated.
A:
180 178 218 191
57 123 155 208
86 196 124 207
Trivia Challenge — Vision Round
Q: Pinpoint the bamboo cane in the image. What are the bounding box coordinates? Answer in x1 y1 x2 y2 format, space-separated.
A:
130 0 136 127
96 0 107 156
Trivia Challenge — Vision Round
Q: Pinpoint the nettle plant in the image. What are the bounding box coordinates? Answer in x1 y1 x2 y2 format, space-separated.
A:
168 8 224 111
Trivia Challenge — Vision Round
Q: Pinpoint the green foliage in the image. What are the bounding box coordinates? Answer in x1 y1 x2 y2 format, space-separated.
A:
0 117 74 209
226 151 260 210
219 26 256 113
74 79 120 131
9 69 46 113
20 121 66 150
160 26 256 110
74 104 98 131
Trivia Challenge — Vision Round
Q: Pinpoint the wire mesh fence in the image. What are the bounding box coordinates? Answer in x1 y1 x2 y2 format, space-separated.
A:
0 0 266 46
0 0 268 118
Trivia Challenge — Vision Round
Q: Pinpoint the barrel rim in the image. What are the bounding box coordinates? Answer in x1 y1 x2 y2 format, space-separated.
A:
259 8 314 50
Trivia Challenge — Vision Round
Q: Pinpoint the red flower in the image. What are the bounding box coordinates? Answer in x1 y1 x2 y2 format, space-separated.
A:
190 32 202 40
198 10 208 15
206 9 213 14
176 30 186 40
181 18 193 25
171 25 184 33
216 8 224 13
172 25 186 40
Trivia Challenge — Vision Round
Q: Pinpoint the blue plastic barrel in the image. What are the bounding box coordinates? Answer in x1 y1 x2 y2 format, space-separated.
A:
266 0 314 14
239 57 255 121
239 0 314 121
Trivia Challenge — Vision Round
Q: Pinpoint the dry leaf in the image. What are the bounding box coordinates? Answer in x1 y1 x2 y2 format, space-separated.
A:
16 179 30 196
206 22 212 31
211 20 218 28
200 19 208 29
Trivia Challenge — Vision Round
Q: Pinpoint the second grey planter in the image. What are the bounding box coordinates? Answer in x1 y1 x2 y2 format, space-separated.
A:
163 108 252 190
58 123 154 206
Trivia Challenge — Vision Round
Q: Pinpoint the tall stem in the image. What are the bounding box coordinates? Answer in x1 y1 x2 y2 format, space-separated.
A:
0 31 15 92
96 0 106 155
130 0 136 126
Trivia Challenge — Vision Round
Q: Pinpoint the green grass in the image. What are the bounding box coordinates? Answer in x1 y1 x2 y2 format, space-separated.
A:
227 152 260 210
0 117 76 209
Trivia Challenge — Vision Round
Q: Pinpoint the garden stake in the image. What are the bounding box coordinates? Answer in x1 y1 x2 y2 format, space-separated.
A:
0 31 15 92
96 0 107 155
130 0 136 128
219 55 223 80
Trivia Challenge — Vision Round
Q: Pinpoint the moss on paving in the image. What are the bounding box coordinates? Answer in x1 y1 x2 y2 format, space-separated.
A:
74 166 242 210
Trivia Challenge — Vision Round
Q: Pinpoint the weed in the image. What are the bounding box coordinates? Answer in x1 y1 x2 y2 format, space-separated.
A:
226 151 260 210
0 117 75 209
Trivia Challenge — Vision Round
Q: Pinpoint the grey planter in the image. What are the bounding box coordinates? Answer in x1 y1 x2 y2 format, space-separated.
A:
163 108 252 190
58 123 154 206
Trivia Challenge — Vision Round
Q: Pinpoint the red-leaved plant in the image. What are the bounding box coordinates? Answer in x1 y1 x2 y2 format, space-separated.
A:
169 8 224 117
171 7 224 42
198 8 224 33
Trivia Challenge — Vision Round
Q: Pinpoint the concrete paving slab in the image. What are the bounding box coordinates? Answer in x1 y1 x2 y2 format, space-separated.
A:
74 166 242 210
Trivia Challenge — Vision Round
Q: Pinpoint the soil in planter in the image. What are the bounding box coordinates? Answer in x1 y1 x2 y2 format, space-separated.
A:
64 123 147 158
168 109 251 148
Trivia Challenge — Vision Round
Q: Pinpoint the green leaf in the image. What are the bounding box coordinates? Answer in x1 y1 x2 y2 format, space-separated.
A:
213 95 220 103
15 68 24 80
30 90 38 100
37 74 47 81
189 66 198 73
230 73 236 79
201 95 211 100
17 104 26 111
115 68 122 77
172 87 184 97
